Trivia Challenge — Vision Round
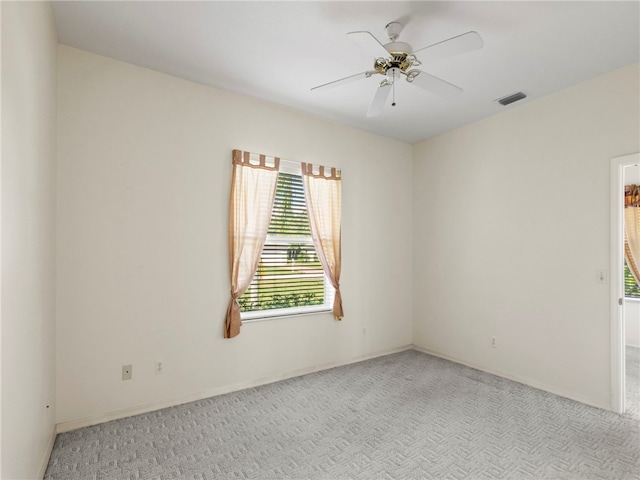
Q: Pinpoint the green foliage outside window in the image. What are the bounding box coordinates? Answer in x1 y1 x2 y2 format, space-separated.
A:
625 261 640 298
238 291 322 312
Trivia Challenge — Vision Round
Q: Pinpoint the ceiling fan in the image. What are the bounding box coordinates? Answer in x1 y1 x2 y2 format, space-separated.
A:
311 22 483 117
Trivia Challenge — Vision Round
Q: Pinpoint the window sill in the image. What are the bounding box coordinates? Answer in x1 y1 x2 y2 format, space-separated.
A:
625 296 640 303
242 305 332 323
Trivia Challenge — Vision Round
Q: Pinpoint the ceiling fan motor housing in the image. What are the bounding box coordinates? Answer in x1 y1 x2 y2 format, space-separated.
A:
385 41 412 56
374 41 417 79
371 24 418 79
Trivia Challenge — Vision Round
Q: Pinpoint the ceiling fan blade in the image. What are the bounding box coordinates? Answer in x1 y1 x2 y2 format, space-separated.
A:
311 71 375 91
347 31 389 58
413 31 483 61
409 70 462 98
367 82 392 117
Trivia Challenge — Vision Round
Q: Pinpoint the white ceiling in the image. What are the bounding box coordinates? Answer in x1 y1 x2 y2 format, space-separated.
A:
51 1 640 144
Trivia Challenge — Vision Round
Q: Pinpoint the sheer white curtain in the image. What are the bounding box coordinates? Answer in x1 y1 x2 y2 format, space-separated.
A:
225 150 279 338
302 163 343 320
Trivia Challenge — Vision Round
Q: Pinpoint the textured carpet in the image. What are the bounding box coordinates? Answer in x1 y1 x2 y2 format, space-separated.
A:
45 349 640 480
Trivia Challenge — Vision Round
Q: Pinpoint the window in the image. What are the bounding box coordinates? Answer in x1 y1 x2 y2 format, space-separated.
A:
625 260 640 299
239 168 333 319
225 149 342 338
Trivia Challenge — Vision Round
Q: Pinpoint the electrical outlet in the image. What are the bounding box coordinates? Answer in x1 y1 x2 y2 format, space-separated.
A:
122 364 132 380
491 336 497 348
155 360 164 375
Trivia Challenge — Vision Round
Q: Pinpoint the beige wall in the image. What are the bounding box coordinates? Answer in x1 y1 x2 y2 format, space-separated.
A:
412 64 640 410
56 45 413 427
1 1 58 478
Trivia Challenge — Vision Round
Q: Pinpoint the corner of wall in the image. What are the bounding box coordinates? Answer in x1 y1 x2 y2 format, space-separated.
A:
2 1 58 478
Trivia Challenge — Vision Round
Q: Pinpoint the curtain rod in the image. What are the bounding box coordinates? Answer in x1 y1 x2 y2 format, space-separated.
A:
240 150 341 176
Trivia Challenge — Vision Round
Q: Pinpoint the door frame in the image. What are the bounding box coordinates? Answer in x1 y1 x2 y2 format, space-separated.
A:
610 152 639 413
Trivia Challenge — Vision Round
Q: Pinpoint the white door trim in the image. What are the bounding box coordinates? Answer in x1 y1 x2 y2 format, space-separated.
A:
610 152 639 413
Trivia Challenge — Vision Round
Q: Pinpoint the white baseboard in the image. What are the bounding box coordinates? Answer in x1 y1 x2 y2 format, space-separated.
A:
411 344 611 412
56 344 413 434
39 425 57 479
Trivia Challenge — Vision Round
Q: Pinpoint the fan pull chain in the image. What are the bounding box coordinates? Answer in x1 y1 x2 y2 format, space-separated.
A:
392 78 396 107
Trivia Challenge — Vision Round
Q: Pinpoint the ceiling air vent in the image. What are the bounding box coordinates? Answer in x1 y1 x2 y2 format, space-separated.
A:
497 91 527 106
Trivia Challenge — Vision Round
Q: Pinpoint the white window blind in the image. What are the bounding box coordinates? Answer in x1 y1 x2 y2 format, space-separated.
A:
239 170 332 317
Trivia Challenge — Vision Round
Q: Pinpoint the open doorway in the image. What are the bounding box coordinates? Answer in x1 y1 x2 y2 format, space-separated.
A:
611 153 640 415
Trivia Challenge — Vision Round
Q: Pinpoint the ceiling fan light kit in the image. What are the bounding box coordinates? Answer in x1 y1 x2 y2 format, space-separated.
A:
312 21 484 117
